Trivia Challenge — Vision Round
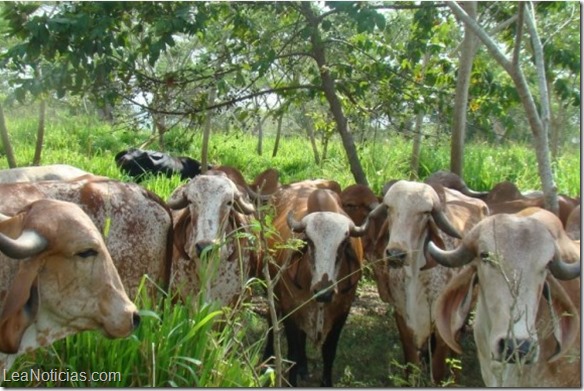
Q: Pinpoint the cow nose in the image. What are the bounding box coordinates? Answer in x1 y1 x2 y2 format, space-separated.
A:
195 241 214 257
132 312 141 330
314 288 334 303
497 338 535 363
386 248 407 267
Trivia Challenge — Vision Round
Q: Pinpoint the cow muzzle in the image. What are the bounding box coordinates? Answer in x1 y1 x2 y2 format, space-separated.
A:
195 240 217 258
312 280 336 303
495 337 538 364
385 248 407 268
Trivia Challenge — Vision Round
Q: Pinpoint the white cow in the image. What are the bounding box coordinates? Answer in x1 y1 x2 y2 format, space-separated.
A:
429 209 580 387
367 180 488 383
0 164 90 183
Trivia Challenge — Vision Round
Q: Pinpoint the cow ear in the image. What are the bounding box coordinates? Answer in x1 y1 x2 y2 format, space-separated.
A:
173 210 191 260
542 276 580 362
434 266 477 354
340 238 363 294
167 185 188 210
0 257 43 354
286 257 303 290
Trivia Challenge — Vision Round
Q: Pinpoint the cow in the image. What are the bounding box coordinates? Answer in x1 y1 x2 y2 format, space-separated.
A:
262 184 368 386
425 170 490 199
0 199 140 372
0 164 91 183
565 204 580 241
0 177 173 299
339 184 386 263
212 165 280 196
167 168 272 306
115 148 210 181
484 181 580 228
367 180 489 384
428 209 580 387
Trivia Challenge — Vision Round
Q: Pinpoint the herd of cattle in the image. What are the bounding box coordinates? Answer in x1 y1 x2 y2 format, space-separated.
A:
0 150 580 387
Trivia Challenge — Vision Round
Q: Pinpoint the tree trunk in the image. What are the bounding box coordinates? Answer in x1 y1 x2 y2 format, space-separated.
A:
410 110 424 180
200 86 216 174
272 113 283 158
33 99 46 166
301 2 368 186
549 95 562 160
450 1 479 176
410 52 431 178
256 115 264 156
0 103 17 168
448 1 558 215
301 104 320 165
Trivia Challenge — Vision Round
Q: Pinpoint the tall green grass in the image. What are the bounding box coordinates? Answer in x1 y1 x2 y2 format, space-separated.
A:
1 111 579 197
5 277 271 387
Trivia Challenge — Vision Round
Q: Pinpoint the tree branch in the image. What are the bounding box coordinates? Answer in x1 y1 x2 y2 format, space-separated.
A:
512 2 524 68
447 1 513 74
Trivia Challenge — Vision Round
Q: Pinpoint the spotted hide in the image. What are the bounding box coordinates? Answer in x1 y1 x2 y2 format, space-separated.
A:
0 199 139 372
367 180 488 383
263 183 367 387
429 208 580 387
0 177 173 299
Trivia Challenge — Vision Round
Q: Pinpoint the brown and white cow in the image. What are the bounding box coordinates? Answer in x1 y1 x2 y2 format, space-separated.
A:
263 184 367 386
428 209 580 387
367 180 488 383
0 199 139 372
167 168 266 306
0 177 173 299
0 164 91 183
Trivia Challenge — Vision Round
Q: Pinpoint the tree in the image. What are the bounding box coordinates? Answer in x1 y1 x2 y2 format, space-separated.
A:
450 1 478 176
448 1 558 214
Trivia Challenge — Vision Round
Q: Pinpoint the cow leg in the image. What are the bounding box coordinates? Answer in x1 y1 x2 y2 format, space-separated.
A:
394 311 419 364
394 312 421 378
320 312 349 387
431 332 457 384
283 318 307 387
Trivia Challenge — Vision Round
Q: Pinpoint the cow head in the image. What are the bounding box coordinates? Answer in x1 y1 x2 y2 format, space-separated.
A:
286 189 366 302
368 180 461 270
0 199 139 354
168 171 255 261
429 214 580 367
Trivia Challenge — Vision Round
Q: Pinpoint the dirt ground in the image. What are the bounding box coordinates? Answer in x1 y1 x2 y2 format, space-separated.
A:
251 279 484 387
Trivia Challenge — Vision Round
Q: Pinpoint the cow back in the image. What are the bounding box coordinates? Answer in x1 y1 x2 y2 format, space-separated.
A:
0 178 173 298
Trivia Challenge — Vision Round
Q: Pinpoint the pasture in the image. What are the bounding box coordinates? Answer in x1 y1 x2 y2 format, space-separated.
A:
0 111 580 387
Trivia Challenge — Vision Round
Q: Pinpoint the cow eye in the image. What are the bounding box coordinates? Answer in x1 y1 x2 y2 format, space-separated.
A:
77 249 98 258
479 252 490 262
226 200 233 206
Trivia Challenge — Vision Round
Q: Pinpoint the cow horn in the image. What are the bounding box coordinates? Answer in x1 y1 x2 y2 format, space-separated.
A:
349 218 369 237
167 186 188 210
245 185 273 203
427 241 475 268
368 203 387 219
459 186 490 199
548 248 580 280
431 208 462 239
234 192 256 215
0 230 48 259
287 211 306 233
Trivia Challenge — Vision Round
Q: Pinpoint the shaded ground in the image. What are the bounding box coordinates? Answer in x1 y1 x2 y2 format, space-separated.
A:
251 279 484 387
